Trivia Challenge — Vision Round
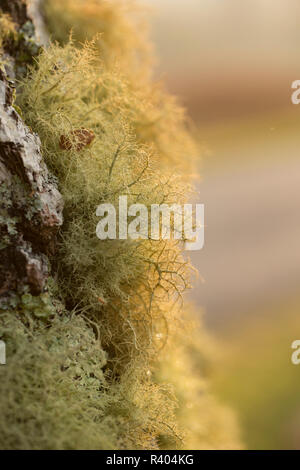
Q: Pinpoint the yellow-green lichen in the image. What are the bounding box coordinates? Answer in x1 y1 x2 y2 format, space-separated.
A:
17 40 192 373
44 0 152 82
0 0 242 451
0 307 182 449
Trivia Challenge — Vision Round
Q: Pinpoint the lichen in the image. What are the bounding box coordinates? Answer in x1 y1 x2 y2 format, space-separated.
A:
43 0 197 175
43 0 152 82
0 302 182 449
0 1 242 451
17 40 193 373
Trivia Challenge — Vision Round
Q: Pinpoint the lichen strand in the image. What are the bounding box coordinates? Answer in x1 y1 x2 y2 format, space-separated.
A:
0 298 182 450
43 0 197 176
17 41 193 372
43 0 152 82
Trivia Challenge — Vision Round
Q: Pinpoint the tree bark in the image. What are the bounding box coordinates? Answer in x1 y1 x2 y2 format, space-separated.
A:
0 0 63 307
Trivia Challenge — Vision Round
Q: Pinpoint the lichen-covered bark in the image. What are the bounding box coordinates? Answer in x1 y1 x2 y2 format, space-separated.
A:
0 0 63 307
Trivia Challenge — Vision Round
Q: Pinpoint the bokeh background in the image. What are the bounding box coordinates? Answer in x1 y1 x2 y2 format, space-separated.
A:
146 0 300 449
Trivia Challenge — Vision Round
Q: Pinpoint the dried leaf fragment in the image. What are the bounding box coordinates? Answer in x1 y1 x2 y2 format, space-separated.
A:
59 128 95 151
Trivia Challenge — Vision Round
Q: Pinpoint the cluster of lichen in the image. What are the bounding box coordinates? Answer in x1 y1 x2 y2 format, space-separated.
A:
17 40 196 375
0 1 242 450
0 303 185 449
43 0 197 175
44 0 152 81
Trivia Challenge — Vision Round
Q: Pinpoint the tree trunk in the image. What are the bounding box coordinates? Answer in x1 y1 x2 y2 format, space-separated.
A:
0 0 63 308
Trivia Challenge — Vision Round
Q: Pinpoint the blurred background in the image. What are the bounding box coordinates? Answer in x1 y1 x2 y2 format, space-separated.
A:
146 0 300 450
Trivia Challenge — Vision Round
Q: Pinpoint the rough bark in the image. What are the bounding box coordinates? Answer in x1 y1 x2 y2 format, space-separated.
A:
0 0 63 306
0 0 29 26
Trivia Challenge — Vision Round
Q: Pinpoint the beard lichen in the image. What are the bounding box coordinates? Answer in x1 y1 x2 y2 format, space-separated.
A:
17 40 194 374
0 305 181 449
43 0 197 176
0 1 242 450
43 0 153 82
